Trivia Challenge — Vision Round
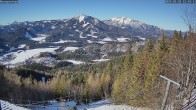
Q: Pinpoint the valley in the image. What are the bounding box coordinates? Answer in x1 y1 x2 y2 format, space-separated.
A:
0 14 160 68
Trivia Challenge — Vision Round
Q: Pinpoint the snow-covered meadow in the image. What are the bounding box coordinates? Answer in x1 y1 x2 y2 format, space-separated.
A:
0 47 59 66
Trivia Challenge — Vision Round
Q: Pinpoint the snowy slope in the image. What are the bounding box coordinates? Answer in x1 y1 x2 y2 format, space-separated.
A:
84 100 139 110
0 47 59 66
73 14 101 25
104 17 157 30
0 100 29 110
104 17 162 38
34 100 140 110
107 17 141 27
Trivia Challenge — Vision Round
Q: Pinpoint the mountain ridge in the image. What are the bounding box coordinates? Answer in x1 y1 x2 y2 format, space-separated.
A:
0 14 174 47
0 14 173 67
0 14 170 35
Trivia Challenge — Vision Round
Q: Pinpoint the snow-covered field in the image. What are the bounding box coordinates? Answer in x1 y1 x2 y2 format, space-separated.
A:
31 100 140 110
0 47 59 65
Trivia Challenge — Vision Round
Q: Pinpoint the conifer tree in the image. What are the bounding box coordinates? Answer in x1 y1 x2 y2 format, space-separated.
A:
101 62 112 98
112 46 133 103
169 31 182 52
128 40 155 106
128 53 146 106
122 46 133 72
144 39 154 53
143 48 160 104
112 73 125 103
156 34 169 58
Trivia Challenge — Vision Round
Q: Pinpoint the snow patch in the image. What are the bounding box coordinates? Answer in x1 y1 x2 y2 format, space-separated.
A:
63 47 79 52
78 14 86 23
66 60 85 65
137 36 146 40
52 39 77 44
36 34 49 37
75 29 80 32
97 41 107 44
43 20 51 23
79 32 86 38
31 37 46 42
30 34 48 43
87 40 93 43
102 37 113 42
64 40 77 42
93 59 110 62
90 30 97 34
51 25 56 29
87 34 97 38
117 37 130 42
18 44 26 48
83 22 89 27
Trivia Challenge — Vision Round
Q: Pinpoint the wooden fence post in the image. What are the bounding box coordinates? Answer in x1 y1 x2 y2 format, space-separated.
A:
160 75 180 110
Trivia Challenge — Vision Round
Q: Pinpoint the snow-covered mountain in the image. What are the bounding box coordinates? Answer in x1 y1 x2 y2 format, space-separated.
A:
104 17 141 27
0 14 169 43
0 14 172 67
104 17 163 38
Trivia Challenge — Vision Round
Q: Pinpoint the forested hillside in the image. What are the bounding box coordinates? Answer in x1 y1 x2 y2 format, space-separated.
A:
0 31 195 109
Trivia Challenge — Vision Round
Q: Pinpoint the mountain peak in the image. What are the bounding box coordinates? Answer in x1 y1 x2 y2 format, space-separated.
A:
78 14 88 17
72 14 101 25
74 14 91 22
111 17 139 24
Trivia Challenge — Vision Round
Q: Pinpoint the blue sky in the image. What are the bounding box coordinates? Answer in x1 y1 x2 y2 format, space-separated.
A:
0 0 195 31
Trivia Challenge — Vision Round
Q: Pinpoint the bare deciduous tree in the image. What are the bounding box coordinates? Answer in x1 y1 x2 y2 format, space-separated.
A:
183 6 196 33
165 36 196 109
